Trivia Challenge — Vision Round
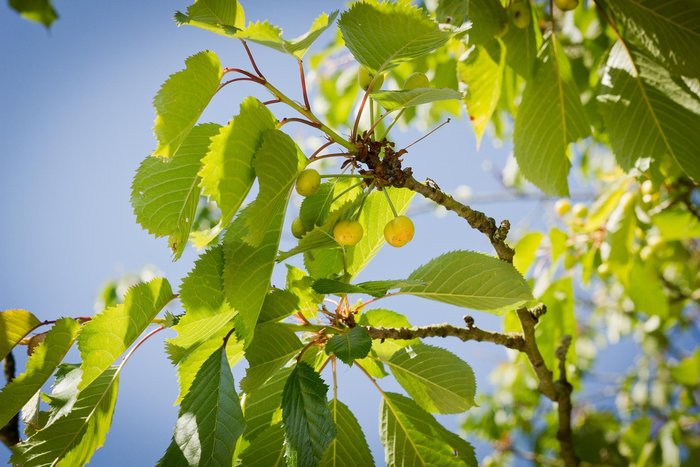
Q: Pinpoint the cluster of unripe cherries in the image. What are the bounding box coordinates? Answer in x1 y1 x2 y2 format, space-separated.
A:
508 0 579 29
293 169 415 248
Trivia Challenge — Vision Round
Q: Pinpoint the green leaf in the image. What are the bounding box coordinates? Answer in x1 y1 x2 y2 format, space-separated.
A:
466 0 508 45
490 4 540 78
131 123 220 259
237 11 339 58
346 187 415 277
603 0 700 79
8 0 57 28
258 289 300 323
312 278 425 298
320 399 374 466
0 318 80 429
239 423 286 466
436 0 468 25
158 346 245 467
174 0 245 37
628 261 669 318
282 362 335 467
401 250 532 313
382 344 476 414
370 88 462 111
244 129 307 246
44 364 81 426
358 309 419 359
380 392 477 466
338 2 451 72
224 201 292 347
243 366 292 441
286 265 323 318
670 350 700 387
513 36 591 196
12 367 120 466
458 43 505 147
153 50 223 159
512 231 544 276
325 326 372 365
0 309 40 360
240 323 303 392
597 41 700 181
77 278 173 390
652 208 700 240
198 97 277 244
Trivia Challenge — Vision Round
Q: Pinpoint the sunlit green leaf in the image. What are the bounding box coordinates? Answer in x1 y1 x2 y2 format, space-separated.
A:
401 250 532 313
670 350 700 387
12 367 120 466
282 362 335 467
320 399 374 466
325 326 372 365
513 36 591 196
237 11 339 58
338 2 451 72
78 278 173 390
153 51 223 159
240 323 302 392
132 124 220 259
652 208 700 240
0 309 40 360
358 309 419 359
243 367 292 442
512 232 544 276
239 423 286 466
8 0 57 28
466 0 508 45
382 344 476 414
0 318 80 429
370 88 462 111
312 278 425 298
458 42 505 147
380 392 477 466
174 0 245 37
598 41 700 181
158 346 244 466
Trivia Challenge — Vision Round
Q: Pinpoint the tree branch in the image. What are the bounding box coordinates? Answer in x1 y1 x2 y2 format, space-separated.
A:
400 176 515 262
555 335 578 467
365 318 525 351
1 352 20 449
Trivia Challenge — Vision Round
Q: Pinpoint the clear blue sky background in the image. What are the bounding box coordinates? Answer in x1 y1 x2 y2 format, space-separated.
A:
0 1 639 465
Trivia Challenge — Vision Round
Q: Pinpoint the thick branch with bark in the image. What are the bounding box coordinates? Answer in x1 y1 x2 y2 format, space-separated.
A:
400 176 515 262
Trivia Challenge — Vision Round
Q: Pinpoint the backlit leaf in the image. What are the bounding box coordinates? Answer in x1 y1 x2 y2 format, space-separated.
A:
282 362 335 467
132 123 220 259
320 399 374 466
513 36 591 196
0 309 40 360
153 51 223 159
78 278 173 390
0 318 80 429
402 250 532 313
370 88 462 111
174 0 245 37
325 326 372 365
338 2 451 72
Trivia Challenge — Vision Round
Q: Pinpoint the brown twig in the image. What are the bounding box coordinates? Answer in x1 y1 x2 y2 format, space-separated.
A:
298 59 311 110
239 39 264 78
277 117 322 130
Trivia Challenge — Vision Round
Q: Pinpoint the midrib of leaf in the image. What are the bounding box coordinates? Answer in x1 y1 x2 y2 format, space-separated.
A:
382 393 428 465
379 356 460 406
626 0 700 40
52 371 118 466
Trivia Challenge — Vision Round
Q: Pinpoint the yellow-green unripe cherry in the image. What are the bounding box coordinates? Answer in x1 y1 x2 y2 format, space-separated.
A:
384 216 415 247
509 0 531 29
404 72 430 90
295 169 321 197
358 66 384 91
291 217 306 239
333 220 364 246
554 199 571 217
554 0 579 11
572 203 588 218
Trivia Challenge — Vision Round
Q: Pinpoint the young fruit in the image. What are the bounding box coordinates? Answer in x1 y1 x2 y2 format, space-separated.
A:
291 217 306 239
403 72 430 90
295 169 321 197
572 203 588 218
509 0 531 29
384 216 415 247
554 0 579 11
333 220 364 246
358 66 384 91
554 199 571 216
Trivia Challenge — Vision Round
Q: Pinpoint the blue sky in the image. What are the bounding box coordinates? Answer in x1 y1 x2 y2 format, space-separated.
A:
0 1 637 465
